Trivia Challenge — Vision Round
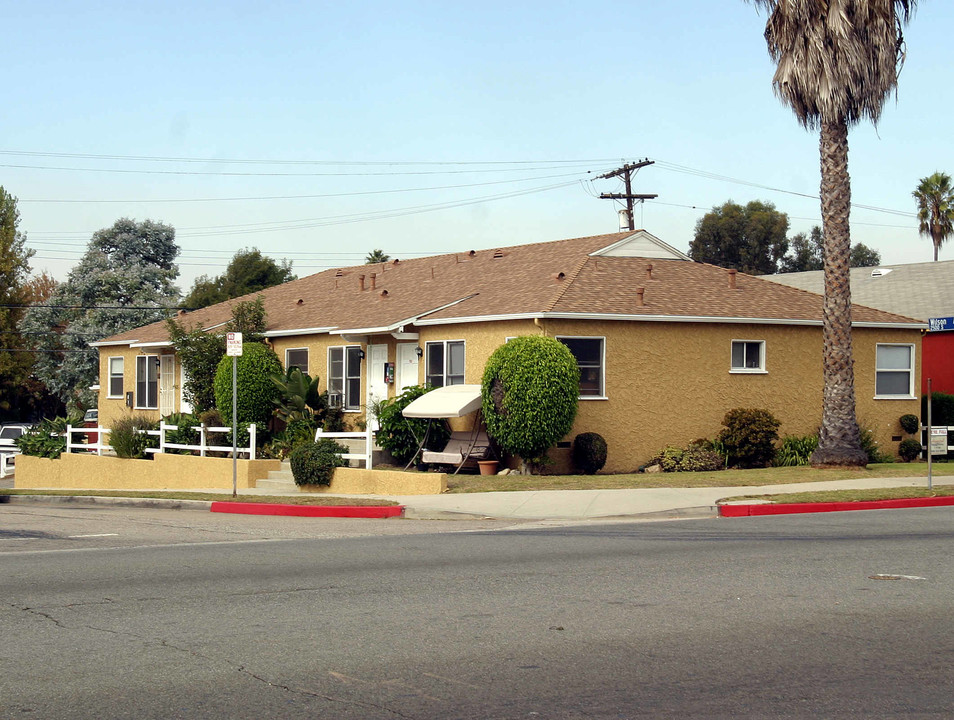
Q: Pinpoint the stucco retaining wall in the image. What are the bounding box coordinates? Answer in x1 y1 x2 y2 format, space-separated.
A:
14 453 281 491
298 467 446 495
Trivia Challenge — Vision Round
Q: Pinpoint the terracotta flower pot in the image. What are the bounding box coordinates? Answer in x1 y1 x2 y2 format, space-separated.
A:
477 460 499 475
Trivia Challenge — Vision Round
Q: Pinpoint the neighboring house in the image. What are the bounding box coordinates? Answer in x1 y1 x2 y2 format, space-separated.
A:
91 230 923 472
768 260 954 396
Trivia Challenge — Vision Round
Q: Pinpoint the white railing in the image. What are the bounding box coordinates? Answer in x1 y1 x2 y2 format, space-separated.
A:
65 423 257 459
314 427 373 468
0 450 19 478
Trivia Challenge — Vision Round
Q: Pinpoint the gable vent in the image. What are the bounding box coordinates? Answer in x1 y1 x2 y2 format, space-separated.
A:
870 268 892 278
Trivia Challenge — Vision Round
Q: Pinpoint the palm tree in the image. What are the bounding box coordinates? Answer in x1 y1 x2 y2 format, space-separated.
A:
913 172 954 261
749 0 915 467
365 249 391 264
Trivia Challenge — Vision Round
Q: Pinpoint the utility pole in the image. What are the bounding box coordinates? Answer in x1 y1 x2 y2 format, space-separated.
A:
597 160 657 231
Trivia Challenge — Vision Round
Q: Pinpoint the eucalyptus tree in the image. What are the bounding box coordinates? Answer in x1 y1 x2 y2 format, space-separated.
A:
20 218 180 408
749 0 915 467
913 171 954 261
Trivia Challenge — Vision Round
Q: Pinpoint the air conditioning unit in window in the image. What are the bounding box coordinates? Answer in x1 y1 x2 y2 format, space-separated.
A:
327 393 342 409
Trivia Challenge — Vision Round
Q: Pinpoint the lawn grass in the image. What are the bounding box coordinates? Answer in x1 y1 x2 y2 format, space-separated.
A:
0 489 399 506
445 462 954 493
722 484 954 505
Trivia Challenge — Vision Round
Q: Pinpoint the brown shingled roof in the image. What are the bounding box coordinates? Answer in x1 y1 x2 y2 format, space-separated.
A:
95 231 921 346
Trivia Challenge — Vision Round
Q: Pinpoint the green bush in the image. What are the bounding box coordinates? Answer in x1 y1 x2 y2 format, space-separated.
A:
289 438 348 486
262 418 318 460
774 434 819 467
923 392 954 426
859 426 893 463
214 342 283 428
482 336 580 468
648 443 724 472
717 408 781 469
572 432 607 474
110 415 159 459
899 438 922 462
15 415 81 458
899 414 920 435
375 385 451 465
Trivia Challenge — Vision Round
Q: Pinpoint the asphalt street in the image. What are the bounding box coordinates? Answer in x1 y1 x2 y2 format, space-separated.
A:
3 505 954 719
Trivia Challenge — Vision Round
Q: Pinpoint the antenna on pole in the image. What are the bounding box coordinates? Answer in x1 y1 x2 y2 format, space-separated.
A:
597 159 657 231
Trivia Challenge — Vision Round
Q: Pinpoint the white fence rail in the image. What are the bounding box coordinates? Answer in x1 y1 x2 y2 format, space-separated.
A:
65 423 257 459
0 450 19 478
314 427 373 468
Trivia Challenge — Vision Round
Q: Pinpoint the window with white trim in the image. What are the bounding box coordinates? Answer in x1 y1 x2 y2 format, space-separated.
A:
328 346 363 410
876 344 914 397
108 357 124 398
286 348 309 373
730 340 765 372
135 355 159 409
425 341 465 387
557 337 605 398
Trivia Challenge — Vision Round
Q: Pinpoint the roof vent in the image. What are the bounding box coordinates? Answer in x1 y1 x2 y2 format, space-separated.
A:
493 249 505 259
335 269 344 277
296 299 304 306
636 287 645 307
380 290 389 298
870 268 892 278
359 275 366 291
645 263 654 280
468 250 476 257
370 273 377 290
728 268 738 289
553 271 566 281
392 259 400 266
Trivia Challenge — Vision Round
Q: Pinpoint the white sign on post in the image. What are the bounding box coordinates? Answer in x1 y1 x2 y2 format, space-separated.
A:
930 427 948 456
226 332 243 357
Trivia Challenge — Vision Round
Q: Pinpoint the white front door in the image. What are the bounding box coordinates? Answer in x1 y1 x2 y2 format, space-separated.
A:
159 355 175 417
365 344 389 430
396 343 419 393
179 363 192 415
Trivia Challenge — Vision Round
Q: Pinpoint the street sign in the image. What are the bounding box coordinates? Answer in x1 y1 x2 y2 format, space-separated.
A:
226 332 243 357
928 317 954 332
930 427 948 456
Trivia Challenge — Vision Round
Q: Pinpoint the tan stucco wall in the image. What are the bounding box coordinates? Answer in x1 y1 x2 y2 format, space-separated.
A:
98 318 921 474
15 453 280 490
298 467 446 495
97 346 178 427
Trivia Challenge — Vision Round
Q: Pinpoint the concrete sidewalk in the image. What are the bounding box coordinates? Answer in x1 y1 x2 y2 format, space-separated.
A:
380 477 933 520
2 475 939 522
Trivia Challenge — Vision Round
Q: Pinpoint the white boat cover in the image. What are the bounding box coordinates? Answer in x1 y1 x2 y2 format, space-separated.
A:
401 384 483 418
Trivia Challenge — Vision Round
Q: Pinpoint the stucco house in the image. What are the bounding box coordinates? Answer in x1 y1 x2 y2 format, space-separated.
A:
768 260 954 396
91 230 923 472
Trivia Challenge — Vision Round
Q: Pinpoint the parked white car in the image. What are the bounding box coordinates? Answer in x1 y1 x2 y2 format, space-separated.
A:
0 423 31 450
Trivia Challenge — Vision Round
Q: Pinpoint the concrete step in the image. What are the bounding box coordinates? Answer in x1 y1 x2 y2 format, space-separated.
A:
256 461 297 493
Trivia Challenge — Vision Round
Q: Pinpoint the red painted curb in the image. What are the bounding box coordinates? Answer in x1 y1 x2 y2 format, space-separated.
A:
720 495 954 517
210 502 404 519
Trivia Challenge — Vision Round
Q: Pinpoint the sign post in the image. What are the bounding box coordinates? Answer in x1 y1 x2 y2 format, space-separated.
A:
226 332 243 497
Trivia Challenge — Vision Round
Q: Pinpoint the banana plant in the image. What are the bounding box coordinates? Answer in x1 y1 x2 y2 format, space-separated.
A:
270 367 323 423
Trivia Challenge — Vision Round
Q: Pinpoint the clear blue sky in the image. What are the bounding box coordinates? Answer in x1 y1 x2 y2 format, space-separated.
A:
4 1 950 292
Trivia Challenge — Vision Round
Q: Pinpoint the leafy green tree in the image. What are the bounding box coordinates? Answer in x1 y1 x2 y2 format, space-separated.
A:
0 187 35 420
20 218 180 409
913 171 954 262
849 242 881 268
213 342 283 428
184 248 294 309
167 296 269 414
750 0 914 467
689 200 789 274
779 225 881 272
365 249 391 264
481 336 580 472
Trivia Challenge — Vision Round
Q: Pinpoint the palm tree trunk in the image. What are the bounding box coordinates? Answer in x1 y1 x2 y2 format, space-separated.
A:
810 118 868 468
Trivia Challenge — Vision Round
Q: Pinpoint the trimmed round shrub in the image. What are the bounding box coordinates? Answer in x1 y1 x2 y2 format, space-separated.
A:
375 385 451 465
481 336 580 467
572 432 607 474
214 342 283 428
289 438 348 486
898 438 922 463
899 414 920 435
717 408 781 469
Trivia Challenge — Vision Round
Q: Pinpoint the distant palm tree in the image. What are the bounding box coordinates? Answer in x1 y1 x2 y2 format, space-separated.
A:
365 249 390 264
913 172 954 261
749 0 915 467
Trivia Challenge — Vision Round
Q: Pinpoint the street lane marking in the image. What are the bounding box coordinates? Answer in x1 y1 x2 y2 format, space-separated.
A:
68 533 120 538
869 574 927 581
